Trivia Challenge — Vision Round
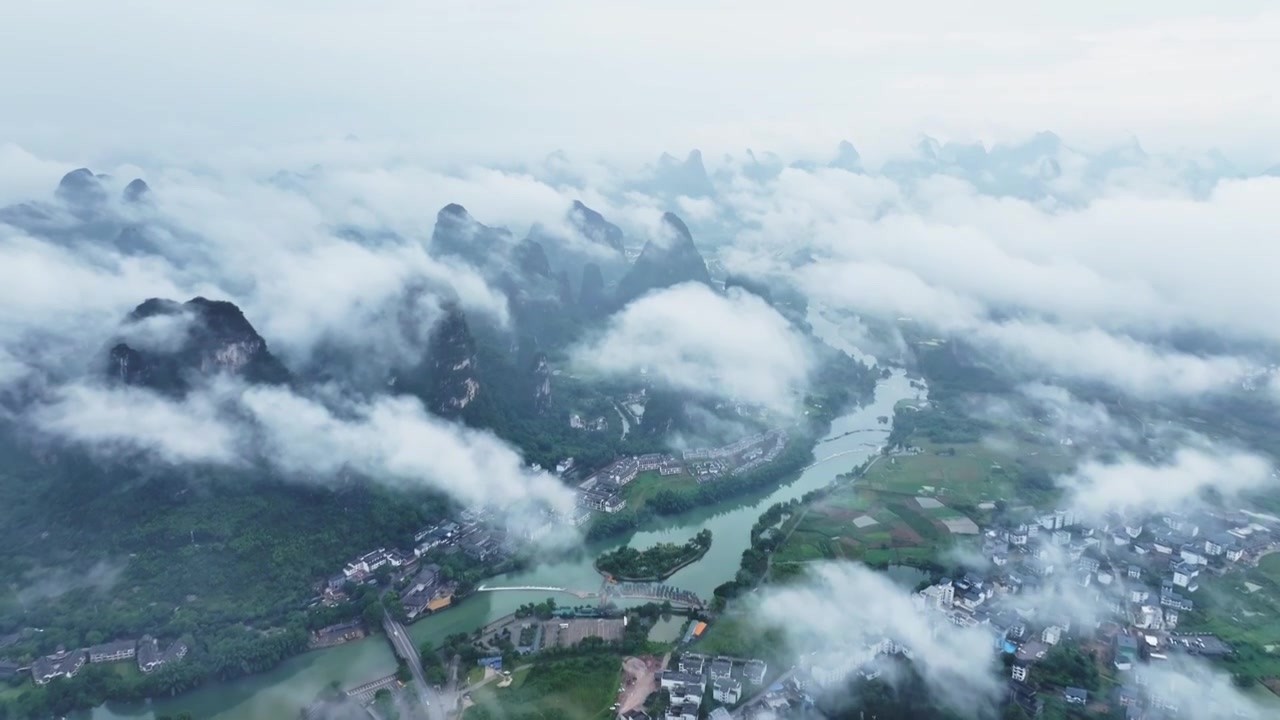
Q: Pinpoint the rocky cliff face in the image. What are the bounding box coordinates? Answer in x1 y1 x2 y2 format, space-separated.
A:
642 149 715 199
614 212 711 306
420 306 481 416
429 203 513 269
55 168 108 210
513 238 551 278
579 262 607 316
122 178 151 203
567 200 625 255
108 297 289 392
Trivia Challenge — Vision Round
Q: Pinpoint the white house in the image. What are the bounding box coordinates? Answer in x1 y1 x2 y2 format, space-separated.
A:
1180 546 1207 567
1042 626 1063 646
713 679 742 704
1171 563 1200 592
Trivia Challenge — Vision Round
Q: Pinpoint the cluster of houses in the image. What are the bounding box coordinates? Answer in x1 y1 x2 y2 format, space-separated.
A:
29 635 188 685
732 634 914 717
569 413 609 432
563 429 791 525
575 457 646 517
731 430 787 477
906 505 1275 717
683 429 786 464
657 654 769 720
324 512 507 618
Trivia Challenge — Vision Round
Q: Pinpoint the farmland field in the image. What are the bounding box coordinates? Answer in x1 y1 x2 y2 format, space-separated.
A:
772 483 976 569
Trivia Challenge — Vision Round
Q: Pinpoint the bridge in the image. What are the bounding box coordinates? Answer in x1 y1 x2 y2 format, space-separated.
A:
345 673 401 704
801 445 884 471
477 582 704 608
475 585 597 599
382 612 449 720
602 581 704 609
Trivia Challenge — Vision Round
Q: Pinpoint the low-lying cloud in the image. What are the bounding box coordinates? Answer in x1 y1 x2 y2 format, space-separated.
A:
1060 445 1275 524
29 380 578 543
571 283 813 414
752 562 1001 715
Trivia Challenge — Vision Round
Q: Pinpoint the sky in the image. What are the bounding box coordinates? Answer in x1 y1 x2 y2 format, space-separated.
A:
3 1 1279 166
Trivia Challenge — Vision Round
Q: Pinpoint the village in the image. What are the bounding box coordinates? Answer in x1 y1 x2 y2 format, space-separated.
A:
20 634 189 687
727 504 1277 719
314 509 516 630
569 428 790 522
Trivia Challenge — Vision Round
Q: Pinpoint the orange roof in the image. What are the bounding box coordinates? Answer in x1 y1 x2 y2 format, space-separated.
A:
426 595 453 611
692 621 707 636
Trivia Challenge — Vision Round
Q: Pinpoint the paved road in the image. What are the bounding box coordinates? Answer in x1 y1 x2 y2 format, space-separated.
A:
382 612 444 719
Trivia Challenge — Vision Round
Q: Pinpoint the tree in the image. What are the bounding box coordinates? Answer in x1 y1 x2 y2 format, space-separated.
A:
1002 702 1032 720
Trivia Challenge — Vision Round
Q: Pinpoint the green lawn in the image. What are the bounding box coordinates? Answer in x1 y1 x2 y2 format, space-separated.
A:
860 439 1073 507
463 654 622 720
692 611 787 662
621 471 697 513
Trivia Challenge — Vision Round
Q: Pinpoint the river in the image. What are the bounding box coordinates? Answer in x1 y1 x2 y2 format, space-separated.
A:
85 314 920 720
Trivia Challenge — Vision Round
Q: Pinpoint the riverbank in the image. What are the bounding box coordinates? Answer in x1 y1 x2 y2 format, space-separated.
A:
594 530 712 583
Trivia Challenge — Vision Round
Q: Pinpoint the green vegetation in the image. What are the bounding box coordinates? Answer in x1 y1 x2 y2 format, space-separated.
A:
770 481 976 573
1035 642 1101 692
515 598 559 621
0 436 453 718
463 653 621 720
596 530 712 581
620 470 698 512
693 610 786 662
1183 553 1280 684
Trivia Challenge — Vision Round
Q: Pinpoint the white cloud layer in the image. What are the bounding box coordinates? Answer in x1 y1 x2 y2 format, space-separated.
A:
1061 446 1276 524
28 381 578 542
571 283 813 413
753 562 1000 713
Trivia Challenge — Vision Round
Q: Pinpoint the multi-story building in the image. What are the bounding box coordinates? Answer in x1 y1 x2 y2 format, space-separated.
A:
87 639 137 664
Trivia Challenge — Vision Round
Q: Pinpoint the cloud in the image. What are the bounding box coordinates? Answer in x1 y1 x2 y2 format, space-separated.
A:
752 562 1001 714
27 380 579 543
726 164 1280 404
1060 445 1276 524
1132 657 1268 720
238 385 577 519
571 283 813 413
16 559 127 606
29 383 241 465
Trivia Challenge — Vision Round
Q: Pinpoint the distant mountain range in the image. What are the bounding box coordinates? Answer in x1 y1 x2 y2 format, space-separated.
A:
7 169 718 438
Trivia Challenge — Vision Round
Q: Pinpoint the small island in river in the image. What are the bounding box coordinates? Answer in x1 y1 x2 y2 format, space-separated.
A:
595 529 713 582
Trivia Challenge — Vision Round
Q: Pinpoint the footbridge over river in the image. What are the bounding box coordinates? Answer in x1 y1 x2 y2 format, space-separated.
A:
475 585 597 599
477 581 704 609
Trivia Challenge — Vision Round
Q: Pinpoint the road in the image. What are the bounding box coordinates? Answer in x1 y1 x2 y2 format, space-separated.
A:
382 612 444 719
732 668 795 718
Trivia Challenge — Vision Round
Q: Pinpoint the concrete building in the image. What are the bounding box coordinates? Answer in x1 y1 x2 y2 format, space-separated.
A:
713 679 742 704
32 648 86 685
87 639 137 663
